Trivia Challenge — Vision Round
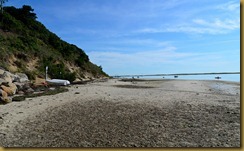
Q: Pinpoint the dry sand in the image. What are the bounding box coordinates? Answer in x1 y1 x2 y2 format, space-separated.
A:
0 79 240 147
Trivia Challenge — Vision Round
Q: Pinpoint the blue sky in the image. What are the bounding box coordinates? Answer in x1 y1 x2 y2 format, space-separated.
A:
6 0 240 76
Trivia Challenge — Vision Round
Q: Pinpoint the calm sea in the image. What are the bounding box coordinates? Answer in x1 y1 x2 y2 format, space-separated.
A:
139 74 240 82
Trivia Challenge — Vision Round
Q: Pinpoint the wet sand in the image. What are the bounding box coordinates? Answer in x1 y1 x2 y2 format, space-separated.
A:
0 79 240 147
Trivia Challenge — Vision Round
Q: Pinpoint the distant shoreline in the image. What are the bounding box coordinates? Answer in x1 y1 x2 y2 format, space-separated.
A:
117 78 240 84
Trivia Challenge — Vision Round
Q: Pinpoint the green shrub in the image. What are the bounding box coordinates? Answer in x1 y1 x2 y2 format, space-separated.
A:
25 70 35 80
63 72 76 82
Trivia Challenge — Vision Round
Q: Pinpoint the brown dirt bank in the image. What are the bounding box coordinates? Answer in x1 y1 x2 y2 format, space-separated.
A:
0 79 240 147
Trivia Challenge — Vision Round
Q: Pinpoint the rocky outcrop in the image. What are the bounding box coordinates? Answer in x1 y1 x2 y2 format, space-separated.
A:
0 68 29 103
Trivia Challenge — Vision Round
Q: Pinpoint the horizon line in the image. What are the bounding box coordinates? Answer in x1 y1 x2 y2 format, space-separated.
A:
112 72 240 78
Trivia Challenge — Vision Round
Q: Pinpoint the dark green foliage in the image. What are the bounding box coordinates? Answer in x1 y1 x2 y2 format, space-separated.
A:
12 95 25 102
0 12 24 32
86 62 109 77
20 5 37 20
63 72 76 82
48 33 61 49
4 5 37 24
40 58 76 82
25 70 35 80
14 60 24 68
98 65 103 70
75 57 86 67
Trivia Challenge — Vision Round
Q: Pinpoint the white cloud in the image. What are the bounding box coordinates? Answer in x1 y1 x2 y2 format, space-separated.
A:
193 18 240 30
101 39 172 48
216 1 239 11
89 47 181 66
88 46 211 69
136 18 240 35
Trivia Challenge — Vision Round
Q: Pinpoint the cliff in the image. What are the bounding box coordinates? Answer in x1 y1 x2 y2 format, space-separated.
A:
0 5 108 82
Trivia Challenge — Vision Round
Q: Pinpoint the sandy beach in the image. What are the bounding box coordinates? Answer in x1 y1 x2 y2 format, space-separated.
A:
0 79 240 147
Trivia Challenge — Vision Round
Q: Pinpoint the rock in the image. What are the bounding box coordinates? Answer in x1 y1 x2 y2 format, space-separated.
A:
11 75 19 83
1 97 12 103
0 68 4 75
22 83 31 91
0 71 13 84
0 83 17 96
25 88 34 93
0 89 6 97
0 78 7 85
17 91 24 94
14 82 32 93
15 73 29 83
13 82 24 90
0 69 21 83
8 82 18 94
0 90 12 103
14 82 31 92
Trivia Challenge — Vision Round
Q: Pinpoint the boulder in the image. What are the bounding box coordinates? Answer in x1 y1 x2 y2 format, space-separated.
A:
8 82 18 93
11 74 19 83
0 97 12 103
0 69 19 83
0 89 6 97
22 83 31 91
15 73 29 83
15 81 32 93
0 78 7 85
17 91 24 95
25 88 34 93
0 71 13 84
13 82 25 91
0 90 12 103
0 68 4 75
0 83 17 96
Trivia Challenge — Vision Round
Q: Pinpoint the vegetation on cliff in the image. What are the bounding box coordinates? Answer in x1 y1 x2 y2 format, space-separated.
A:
0 5 108 82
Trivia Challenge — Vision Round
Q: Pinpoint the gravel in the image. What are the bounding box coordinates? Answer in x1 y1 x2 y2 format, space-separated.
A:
0 79 240 147
1 98 240 147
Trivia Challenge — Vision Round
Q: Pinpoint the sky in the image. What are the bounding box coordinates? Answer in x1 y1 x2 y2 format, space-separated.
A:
6 0 240 77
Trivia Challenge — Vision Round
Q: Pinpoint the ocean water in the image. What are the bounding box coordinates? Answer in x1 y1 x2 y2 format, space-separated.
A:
137 74 240 82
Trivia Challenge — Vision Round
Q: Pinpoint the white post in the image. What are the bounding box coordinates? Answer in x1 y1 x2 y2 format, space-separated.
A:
45 66 48 80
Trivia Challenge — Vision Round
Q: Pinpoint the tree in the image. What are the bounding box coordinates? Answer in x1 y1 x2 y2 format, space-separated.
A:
20 5 37 20
99 65 103 70
0 0 8 14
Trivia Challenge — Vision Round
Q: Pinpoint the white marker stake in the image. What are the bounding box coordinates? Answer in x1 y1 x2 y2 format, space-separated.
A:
45 66 48 80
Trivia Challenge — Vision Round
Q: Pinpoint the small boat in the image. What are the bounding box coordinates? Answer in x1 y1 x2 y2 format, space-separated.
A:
215 76 221 79
46 79 70 86
45 66 70 86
